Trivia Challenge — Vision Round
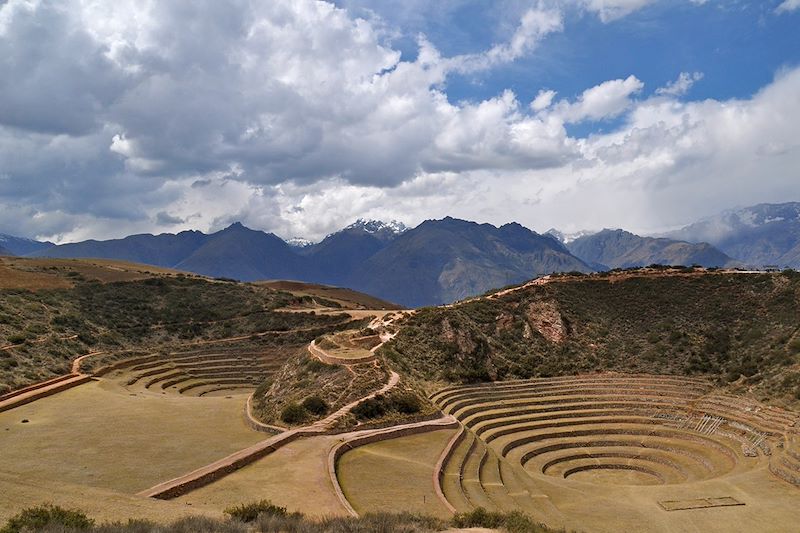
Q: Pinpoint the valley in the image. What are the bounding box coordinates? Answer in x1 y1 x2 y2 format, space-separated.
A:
0 259 798 532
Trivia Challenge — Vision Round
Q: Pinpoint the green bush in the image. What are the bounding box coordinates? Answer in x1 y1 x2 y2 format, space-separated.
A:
280 402 307 424
351 391 423 420
224 500 288 523
1 504 94 533
301 395 329 416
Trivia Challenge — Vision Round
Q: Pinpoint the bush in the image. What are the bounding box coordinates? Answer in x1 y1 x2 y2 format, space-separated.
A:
224 500 287 523
6 334 26 345
280 402 307 424
391 392 422 414
351 392 423 420
301 395 328 416
451 508 556 533
351 395 388 420
1 504 94 533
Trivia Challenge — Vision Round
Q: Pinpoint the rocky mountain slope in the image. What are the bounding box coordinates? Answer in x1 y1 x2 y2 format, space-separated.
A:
565 228 736 269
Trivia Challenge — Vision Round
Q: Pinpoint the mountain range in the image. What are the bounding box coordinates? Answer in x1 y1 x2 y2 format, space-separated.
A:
559 229 737 270
2 202 798 307
665 202 800 268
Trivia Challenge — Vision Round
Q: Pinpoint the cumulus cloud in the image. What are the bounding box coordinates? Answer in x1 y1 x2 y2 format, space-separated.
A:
656 72 704 97
531 90 557 112
0 0 797 244
550 75 644 123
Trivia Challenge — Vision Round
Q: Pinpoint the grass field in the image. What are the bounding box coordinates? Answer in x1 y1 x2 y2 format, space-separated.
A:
176 434 348 517
0 379 263 494
337 429 456 518
0 471 221 524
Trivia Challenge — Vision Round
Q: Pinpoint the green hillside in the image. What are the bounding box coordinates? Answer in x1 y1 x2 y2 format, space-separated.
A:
0 266 357 394
382 268 800 409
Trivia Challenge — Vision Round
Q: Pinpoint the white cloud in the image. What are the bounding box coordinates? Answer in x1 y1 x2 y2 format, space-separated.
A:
776 0 800 13
551 75 644 123
656 72 704 97
531 89 557 112
0 0 798 244
447 7 563 73
580 0 656 22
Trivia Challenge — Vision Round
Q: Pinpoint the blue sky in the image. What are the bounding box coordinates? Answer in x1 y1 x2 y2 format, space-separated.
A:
343 1 800 109
0 0 799 242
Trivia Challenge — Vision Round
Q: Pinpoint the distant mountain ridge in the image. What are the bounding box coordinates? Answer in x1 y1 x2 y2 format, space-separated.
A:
564 229 736 270
350 218 591 307
6 201 799 306
0 234 54 256
666 202 800 268
20 218 588 307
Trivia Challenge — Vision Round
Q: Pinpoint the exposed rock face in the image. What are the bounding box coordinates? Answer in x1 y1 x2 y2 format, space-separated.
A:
441 318 476 354
526 300 567 344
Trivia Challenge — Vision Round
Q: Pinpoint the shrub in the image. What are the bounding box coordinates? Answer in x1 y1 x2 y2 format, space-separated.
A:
391 392 422 414
452 507 504 529
1 504 94 533
6 334 26 345
225 500 288 523
280 402 307 424
301 395 328 416
351 395 387 420
451 508 556 533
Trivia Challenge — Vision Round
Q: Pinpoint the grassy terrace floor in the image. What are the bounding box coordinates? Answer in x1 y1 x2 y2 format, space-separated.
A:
337 429 456 519
0 379 263 494
176 435 349 517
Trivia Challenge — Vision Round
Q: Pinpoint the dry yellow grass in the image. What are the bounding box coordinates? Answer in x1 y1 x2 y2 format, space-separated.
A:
337 429 456 518
257 280 402 310
0 379 262 495
176 434 349 517
0 257 193 290
0 262 73 290
0 471 221 524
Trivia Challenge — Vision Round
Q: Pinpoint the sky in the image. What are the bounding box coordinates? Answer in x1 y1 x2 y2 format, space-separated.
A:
1 0 799 243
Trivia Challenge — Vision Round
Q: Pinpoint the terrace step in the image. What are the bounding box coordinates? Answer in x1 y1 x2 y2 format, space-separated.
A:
440 430 474 512
479 448 518 511
461 438 495 510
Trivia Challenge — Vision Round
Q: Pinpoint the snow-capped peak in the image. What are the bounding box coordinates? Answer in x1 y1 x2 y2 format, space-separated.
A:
545 228 596 244
286 237 314 248
345 219 408 235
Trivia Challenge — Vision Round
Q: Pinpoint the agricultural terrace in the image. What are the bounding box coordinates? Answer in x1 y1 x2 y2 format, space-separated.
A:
423 374 800 532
